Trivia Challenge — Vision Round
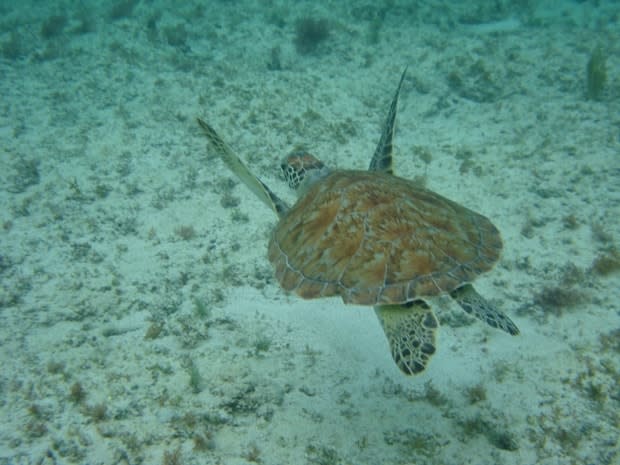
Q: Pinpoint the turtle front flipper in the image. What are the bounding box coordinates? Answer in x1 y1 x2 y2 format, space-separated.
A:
375 300 438 375
368 67 407 175
197 118 289 217
450 284 520 336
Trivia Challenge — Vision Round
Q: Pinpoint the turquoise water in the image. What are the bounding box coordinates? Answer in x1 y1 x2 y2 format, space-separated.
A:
1 1 618 464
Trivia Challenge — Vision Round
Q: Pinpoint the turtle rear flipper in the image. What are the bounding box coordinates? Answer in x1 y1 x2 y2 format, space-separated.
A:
450 284 519 336
197 118 289 217
375 300 438 375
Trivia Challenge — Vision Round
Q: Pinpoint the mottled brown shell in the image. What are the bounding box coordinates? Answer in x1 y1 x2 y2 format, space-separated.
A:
267 170 502 306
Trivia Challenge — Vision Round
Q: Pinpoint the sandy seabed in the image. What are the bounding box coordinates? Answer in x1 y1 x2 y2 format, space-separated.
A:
1 1 619 464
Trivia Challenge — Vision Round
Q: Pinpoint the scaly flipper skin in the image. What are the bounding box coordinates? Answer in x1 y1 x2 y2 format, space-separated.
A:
368 67 408 175
375 300 438 375
197 118 289 217
450 283 520 335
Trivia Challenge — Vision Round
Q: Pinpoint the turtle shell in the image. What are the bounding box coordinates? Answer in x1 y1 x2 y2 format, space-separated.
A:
267 170 502 306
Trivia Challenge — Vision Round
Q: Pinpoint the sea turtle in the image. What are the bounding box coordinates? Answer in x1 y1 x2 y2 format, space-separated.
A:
198 68 519 375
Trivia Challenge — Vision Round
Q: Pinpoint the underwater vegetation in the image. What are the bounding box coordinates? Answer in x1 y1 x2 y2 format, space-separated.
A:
267 46 282 71
446 57 503 103
188 359 204 394
591 247 620 276
174 225 196 241
586 46 607 100
108 0 139 21
69 382 86 404
6 157 40 193
1 32 25 59
40 15 68 39
294 17 330 54
164 23 189 49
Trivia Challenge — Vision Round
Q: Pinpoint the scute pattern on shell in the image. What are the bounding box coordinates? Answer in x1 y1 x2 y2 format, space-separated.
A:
267 170 502 306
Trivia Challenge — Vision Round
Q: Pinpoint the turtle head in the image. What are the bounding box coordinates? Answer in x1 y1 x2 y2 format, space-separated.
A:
281 150 330 194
